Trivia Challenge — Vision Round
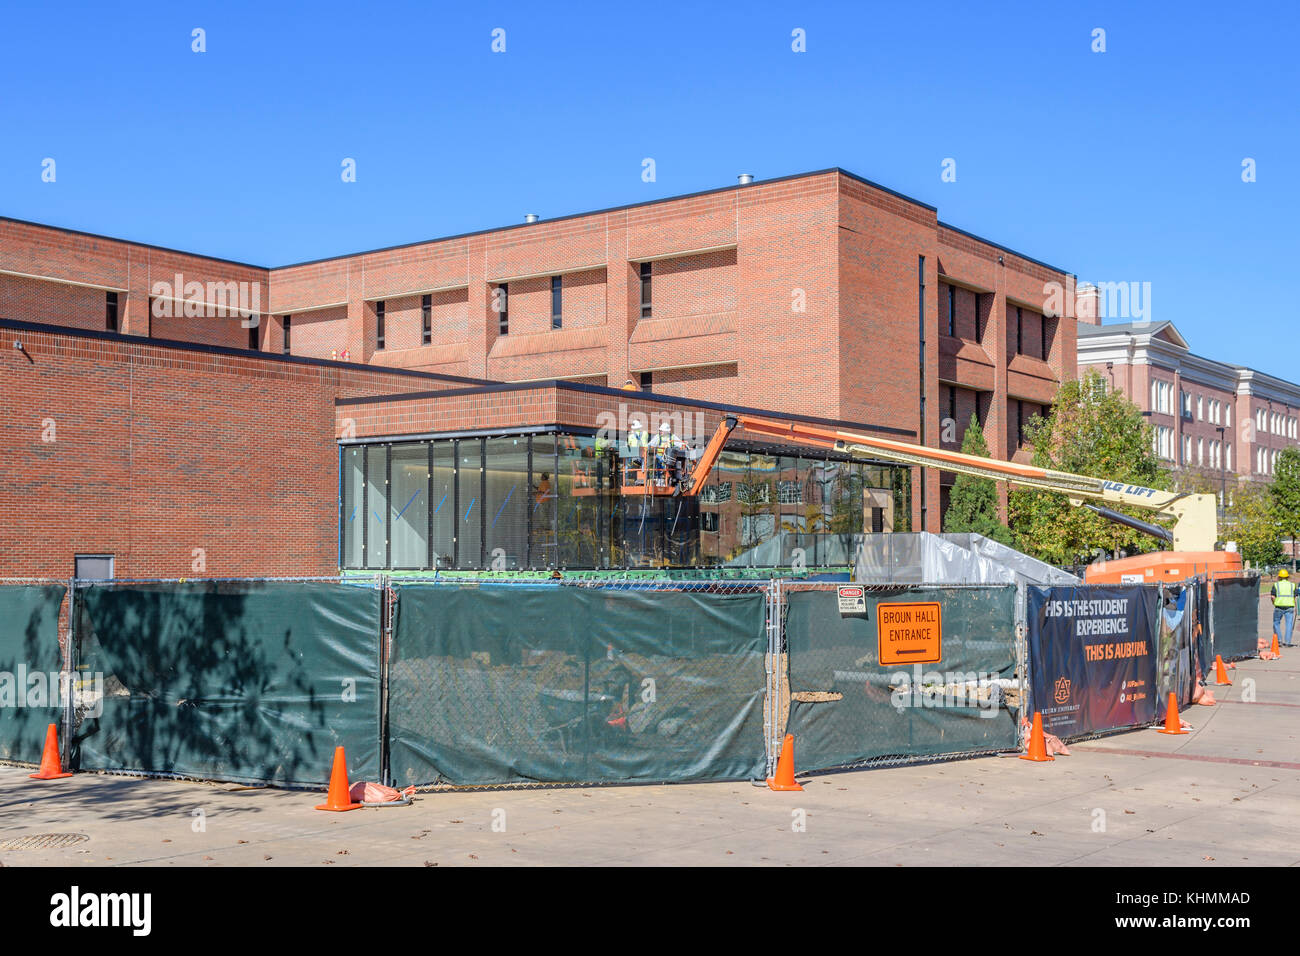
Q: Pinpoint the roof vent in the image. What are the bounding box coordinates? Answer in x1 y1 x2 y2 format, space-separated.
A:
524 213 539 223
737 173 754 185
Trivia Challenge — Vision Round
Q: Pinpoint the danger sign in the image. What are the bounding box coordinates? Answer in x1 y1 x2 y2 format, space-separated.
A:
837 585 867 617
877 601 942 665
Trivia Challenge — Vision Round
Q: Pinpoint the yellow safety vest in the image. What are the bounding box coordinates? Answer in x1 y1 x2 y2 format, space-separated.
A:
1275 580 1296 608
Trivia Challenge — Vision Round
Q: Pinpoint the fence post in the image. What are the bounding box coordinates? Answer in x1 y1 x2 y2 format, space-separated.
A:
379 574 394 786
765 577 784 779
63 576 77 771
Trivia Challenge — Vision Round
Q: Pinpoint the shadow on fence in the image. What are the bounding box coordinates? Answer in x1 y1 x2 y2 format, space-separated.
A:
0 569 1268 789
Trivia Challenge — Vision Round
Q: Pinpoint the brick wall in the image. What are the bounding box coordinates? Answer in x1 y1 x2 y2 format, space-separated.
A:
0 323 479 578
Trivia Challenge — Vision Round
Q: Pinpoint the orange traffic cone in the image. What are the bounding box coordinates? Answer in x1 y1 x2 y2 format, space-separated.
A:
1019 711 1055 762
766 734 804 791
1157 692 1189 735
29 723 72 780
1272 633 1282 656
1213 655 1232 686
314 746 362 811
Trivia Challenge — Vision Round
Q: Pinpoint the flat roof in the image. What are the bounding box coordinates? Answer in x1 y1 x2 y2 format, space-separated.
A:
336 378 918 440
2 167 1071 276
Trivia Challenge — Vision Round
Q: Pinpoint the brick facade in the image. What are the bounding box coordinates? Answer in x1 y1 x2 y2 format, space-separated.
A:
2 168 1078 575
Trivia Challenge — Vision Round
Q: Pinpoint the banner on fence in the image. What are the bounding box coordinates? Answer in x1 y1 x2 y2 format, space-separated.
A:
1027 585 1159 738
73 581 381 787
0 584 68 764
388 583 768 787
1211 575 1261 661
784 585 1019 772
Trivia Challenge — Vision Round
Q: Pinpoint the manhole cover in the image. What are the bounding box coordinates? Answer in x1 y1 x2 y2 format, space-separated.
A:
0 833 90 851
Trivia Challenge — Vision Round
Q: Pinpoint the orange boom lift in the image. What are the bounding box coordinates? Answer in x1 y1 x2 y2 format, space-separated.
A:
663 414 1240 583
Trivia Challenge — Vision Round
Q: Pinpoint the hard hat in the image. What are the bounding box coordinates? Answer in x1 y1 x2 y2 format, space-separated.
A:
1282 569 1290 578
659 422 671 432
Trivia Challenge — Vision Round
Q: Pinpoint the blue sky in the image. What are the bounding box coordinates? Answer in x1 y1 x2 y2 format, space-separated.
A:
1 1 1295 375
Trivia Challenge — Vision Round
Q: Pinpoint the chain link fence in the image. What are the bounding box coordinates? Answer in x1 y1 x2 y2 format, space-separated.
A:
0 568 1263 788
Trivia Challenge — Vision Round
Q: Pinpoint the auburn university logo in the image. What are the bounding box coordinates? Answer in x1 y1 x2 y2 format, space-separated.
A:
1054 677 1072 704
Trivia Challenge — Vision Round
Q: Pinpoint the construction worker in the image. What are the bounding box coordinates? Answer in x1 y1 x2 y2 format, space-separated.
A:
648 421 685 485
1272 569 1297 647
621 378 639 391
625 417 650 484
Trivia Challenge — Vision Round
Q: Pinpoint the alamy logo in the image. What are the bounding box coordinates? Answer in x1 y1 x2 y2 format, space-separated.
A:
0 667 103 718
150 273 262 327
50 886 151 936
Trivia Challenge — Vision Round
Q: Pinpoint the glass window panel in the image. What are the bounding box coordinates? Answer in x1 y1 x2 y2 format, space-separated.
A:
341 446 365 568
365 445 388 569
457 439 483 569
531 434 559 568
557 434 615 568
390 443 429 568
485 436 529 571
431 442 455 569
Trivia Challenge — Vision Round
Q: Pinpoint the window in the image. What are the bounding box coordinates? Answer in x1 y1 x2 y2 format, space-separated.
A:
699 482 732 503
1182 435 1193 465
640 371 653 389
74 554 114 581
777 480 803 505
1226 405 1232 427
248 316 259 350
740 513 776 545
421 294 432 345
1226 443 1233 470
1181 390 1193 420
376 300 386 350
1197 395 1204 420
495 284 509 334
700 512 720 533
1198 437 1204 465
1041 314 1050 360
974 293 982 341
948 386 957 430
282 315 291 355
639 262 652 319
1016 400 1025 447
738 482 770 505
947 286 955 336
551 275 562 329
105 291 119 331
1016 307 1023 355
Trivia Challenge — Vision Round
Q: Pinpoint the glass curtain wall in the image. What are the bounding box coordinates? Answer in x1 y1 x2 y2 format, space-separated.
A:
339 433 911 570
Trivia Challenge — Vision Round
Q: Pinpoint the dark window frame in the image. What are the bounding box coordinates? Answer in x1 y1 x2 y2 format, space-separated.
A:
421 294 432 346
497 283 509 335
947 285 955 337
639 262 652 319
376 300 386 350
551 275 562 330
282 315 292 355
248 315 259 350
640 371 653 389
105 291 119 332
1016 307 1023 355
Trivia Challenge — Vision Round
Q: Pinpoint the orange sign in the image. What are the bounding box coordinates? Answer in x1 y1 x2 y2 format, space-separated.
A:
877 602 942 665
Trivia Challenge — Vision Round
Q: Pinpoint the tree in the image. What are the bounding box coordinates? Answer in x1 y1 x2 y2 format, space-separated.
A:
1228 481 1284 567
1008 369 1170 564
943 413 1014 544
1270 447 1300 569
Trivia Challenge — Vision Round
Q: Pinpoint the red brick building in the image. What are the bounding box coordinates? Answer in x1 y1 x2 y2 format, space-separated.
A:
1 168 1079 577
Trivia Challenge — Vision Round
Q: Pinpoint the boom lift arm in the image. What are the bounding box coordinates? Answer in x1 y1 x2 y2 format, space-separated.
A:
678 414 1218 552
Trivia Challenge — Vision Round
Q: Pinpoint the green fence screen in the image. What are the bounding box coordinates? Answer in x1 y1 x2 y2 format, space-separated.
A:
388 583 767 786
785 586 1019 771
0 584 67 764
1211 575 1260 661
73 582 381 787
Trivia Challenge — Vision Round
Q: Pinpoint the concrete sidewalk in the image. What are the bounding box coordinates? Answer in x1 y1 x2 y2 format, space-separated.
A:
0 654 1296 867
